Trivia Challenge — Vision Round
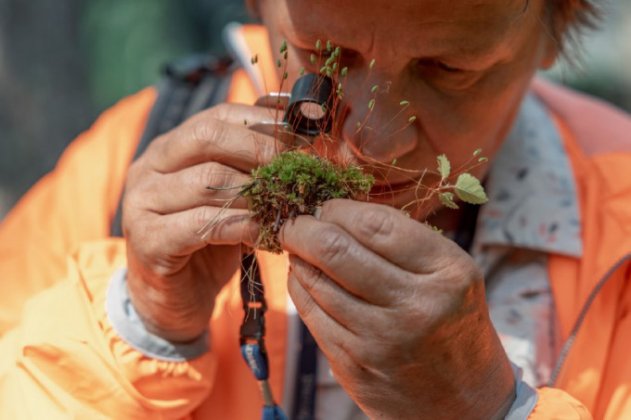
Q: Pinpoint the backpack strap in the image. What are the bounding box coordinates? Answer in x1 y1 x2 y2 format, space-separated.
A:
110 53 237 237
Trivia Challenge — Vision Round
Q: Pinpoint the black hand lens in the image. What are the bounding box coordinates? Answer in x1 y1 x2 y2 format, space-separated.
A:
249 73 335 145
283 73 334 136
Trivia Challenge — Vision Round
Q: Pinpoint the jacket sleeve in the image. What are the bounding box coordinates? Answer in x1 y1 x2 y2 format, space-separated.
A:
0 239 217 419
0 88 156 335
528 387 592 419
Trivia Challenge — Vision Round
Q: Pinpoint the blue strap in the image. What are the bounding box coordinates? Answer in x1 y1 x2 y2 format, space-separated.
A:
241 343 270 381
263 404 289 420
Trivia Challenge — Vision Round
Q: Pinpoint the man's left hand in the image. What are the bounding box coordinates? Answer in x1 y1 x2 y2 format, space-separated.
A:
280 199 515 419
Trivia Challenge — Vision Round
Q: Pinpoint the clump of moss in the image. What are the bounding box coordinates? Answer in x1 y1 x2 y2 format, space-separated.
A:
242 151 374 253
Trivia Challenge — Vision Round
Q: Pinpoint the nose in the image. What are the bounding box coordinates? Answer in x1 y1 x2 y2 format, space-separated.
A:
339 77 418 164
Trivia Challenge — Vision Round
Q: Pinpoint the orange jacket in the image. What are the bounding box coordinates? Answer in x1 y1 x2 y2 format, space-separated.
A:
1 24 630 419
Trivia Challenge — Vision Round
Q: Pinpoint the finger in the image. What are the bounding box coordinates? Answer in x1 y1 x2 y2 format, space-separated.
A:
287 263 359 369
289 255 381 335
318 199 462 274
280 215 409 306
126 206 259 260
146 104 288 174
135 162 251 214
192 102 283 126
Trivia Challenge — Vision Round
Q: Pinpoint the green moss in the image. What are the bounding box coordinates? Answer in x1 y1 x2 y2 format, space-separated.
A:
242 151 374 253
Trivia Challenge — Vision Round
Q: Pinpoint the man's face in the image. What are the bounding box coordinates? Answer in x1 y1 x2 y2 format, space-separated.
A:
258 0 556 217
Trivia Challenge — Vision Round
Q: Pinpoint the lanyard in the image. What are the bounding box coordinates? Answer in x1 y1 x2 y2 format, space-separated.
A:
239 254 319 420
240 253 288 420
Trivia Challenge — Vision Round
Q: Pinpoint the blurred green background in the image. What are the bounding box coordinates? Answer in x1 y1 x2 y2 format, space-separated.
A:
0 0 629 218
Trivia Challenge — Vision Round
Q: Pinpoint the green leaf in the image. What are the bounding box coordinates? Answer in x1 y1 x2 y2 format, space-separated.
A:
454 173 488 205
437 154 450 179
439 192 459 209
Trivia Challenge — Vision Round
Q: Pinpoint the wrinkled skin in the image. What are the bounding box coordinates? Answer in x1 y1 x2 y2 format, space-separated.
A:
124 104 283 341
124 0 558 417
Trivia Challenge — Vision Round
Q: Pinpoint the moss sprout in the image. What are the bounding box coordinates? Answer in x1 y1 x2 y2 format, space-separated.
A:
242 151 374 253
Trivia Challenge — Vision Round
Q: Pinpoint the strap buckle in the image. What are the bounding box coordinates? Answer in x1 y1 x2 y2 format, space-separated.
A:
239 306 266 345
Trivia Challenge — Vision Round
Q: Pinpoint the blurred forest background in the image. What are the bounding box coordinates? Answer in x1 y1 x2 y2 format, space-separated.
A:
0 0 630 219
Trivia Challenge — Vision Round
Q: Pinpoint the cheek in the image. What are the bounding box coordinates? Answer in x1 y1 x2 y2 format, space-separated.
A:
414 63 537 172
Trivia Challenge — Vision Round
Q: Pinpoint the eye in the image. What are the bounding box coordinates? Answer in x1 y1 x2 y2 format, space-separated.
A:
417 59 465 74
435 61 463 73
415 59 483 91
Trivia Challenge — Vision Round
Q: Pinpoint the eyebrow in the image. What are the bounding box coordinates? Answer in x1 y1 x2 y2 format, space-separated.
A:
283 0 534 65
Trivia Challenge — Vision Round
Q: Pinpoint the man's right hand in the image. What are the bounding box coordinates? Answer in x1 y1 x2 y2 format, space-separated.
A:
122 103 284 342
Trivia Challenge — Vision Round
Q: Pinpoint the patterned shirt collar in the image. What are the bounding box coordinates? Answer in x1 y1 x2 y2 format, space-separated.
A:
475 94 583 258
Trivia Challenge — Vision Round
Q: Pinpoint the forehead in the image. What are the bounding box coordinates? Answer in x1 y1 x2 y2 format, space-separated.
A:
272 0 535 60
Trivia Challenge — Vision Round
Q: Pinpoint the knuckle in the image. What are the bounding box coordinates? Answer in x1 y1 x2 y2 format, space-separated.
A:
297 262 327 294
300 295 318 320
125 157 145 187
124 166 158 210
313 226 350 265
142 134 171 169
442 257 482 294
192 118 226 150
199 162 228 190
194 206 215 235
145 133 168 154
208 103 232 120
128 219 161 263
351 342 385 369
356 206 395 239
287 276 317 319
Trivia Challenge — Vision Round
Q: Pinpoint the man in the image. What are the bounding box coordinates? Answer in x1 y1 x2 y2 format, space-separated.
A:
1 0 629 418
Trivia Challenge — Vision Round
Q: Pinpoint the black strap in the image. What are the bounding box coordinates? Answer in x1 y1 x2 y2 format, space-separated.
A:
291 321 318 420
110 53 235 237
240 253 267 346
452 202 480 253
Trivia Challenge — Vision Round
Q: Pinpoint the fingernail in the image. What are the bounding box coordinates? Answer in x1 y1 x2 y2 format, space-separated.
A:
314 206 322 220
